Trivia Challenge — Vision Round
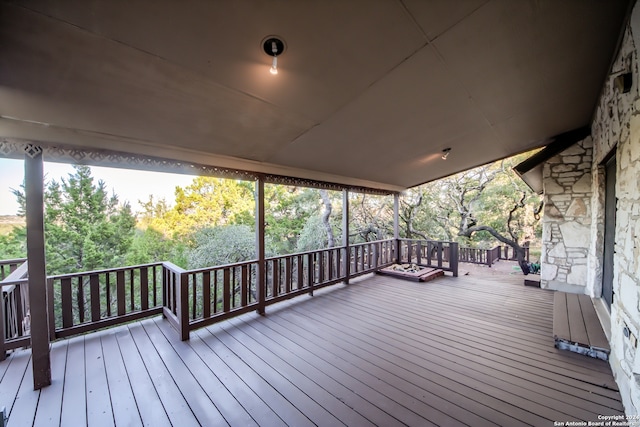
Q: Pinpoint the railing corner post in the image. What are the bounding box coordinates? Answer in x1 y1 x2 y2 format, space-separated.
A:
451 242 459 277
178 272 189 341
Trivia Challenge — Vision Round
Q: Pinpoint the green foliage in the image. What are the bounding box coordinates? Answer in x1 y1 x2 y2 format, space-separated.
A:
187 225 267 269
139 177 255 240
0 226 27 259
8 165 138 275
399 152 543 248
296 214 331 251
127 227 188 268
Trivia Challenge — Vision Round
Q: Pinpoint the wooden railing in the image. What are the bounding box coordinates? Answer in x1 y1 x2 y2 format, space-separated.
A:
1 262 30 359
500 245 530 262
398 239 459 276
1 237 464 347
47 263 164 338
0 258 27 281
185 239 396 335
459 246 502 266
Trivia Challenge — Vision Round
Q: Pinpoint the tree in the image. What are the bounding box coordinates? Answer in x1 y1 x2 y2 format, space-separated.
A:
11 165 137 275
0 226 27 259
140 177 255 240
187 225 271 269
398 153 543 273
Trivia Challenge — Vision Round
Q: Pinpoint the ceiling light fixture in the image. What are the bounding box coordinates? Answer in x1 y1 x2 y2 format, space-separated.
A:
441 148 452 160
262 36 285 76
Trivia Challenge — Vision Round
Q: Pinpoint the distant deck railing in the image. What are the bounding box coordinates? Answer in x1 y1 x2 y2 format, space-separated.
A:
0 238 456 349
397 239 459 276
457 245 530 267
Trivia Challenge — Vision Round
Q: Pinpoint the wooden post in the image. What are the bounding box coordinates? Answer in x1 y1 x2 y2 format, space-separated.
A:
176 272 189 341
24 145 51 389
256 176 266 315
342 189 350 284
450 242 459 277
393 193 400 263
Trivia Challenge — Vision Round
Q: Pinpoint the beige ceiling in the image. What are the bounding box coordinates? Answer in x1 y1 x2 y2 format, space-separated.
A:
0 0 631 192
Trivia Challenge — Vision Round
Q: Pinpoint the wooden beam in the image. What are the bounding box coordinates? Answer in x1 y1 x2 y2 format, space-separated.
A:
342 189 350 284
256 176 266 315
24 145 51 389
394 194 400 263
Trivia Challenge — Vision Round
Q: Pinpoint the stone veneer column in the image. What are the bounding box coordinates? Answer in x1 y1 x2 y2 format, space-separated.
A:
540 138 593 293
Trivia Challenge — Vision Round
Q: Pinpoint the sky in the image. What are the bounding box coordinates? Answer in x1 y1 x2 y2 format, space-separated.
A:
0 157 195 216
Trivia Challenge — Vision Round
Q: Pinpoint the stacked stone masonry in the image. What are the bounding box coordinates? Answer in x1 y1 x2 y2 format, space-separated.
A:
541 7 640 415
541 138 593 294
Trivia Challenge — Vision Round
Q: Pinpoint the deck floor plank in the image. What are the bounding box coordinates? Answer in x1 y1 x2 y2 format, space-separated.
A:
0 348 30 418
113 326 171 427
226 316 405 427
187 329 287 427
336 280 621 397
314 289 621 414
350 281 606 373
220 319 374 427
140 319 229 427
6 357 38 427
277 302 555 425
100 331 143 427
33 340 68 427
153 318 259 427
308 290 609 417
84 331 116 427
60 335 87 427
126 321 201 427
0 273 625 426
566 293 590 345
194 327 316 427
579 294 611 351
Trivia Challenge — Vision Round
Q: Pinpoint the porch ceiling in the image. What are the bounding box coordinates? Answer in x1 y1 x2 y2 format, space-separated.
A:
0 0 631 192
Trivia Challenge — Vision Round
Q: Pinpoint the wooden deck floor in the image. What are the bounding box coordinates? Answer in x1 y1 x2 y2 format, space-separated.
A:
0 273 624 426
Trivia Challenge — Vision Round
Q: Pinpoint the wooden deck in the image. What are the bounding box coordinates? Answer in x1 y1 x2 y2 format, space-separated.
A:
553 291 611 360
1 273 624 426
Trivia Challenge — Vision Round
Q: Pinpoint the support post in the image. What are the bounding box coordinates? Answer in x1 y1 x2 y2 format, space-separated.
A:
342 189 350 284
24 145 51 389
177 272 189 341
393 193 400 263
256 176 266 315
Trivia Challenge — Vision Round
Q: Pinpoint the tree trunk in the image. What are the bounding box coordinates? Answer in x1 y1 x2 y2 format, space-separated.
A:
319 190 335 247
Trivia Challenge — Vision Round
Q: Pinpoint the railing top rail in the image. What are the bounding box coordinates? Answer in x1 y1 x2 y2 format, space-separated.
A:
398 238 456 244
0 257 28 265
1 261 29 283
162 261 187 274
182 259 257 275
350 239 395 248
48 262 164 280
1 278 29 290
267 246 347 261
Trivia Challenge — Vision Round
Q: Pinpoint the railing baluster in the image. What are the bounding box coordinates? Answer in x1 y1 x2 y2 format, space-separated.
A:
203 271 211 319
129 269 135 312
141 267 149 311
90 274 100 322
272 259 279 297
223 269 231 312
285 257 292 294
241 265 249 307
61 278 72 328
77 276 85 324
116 270 125 316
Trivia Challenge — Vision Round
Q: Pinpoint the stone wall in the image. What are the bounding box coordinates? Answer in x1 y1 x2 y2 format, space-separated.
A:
540 138 593 293
591 13 640 413
540 5 640 413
